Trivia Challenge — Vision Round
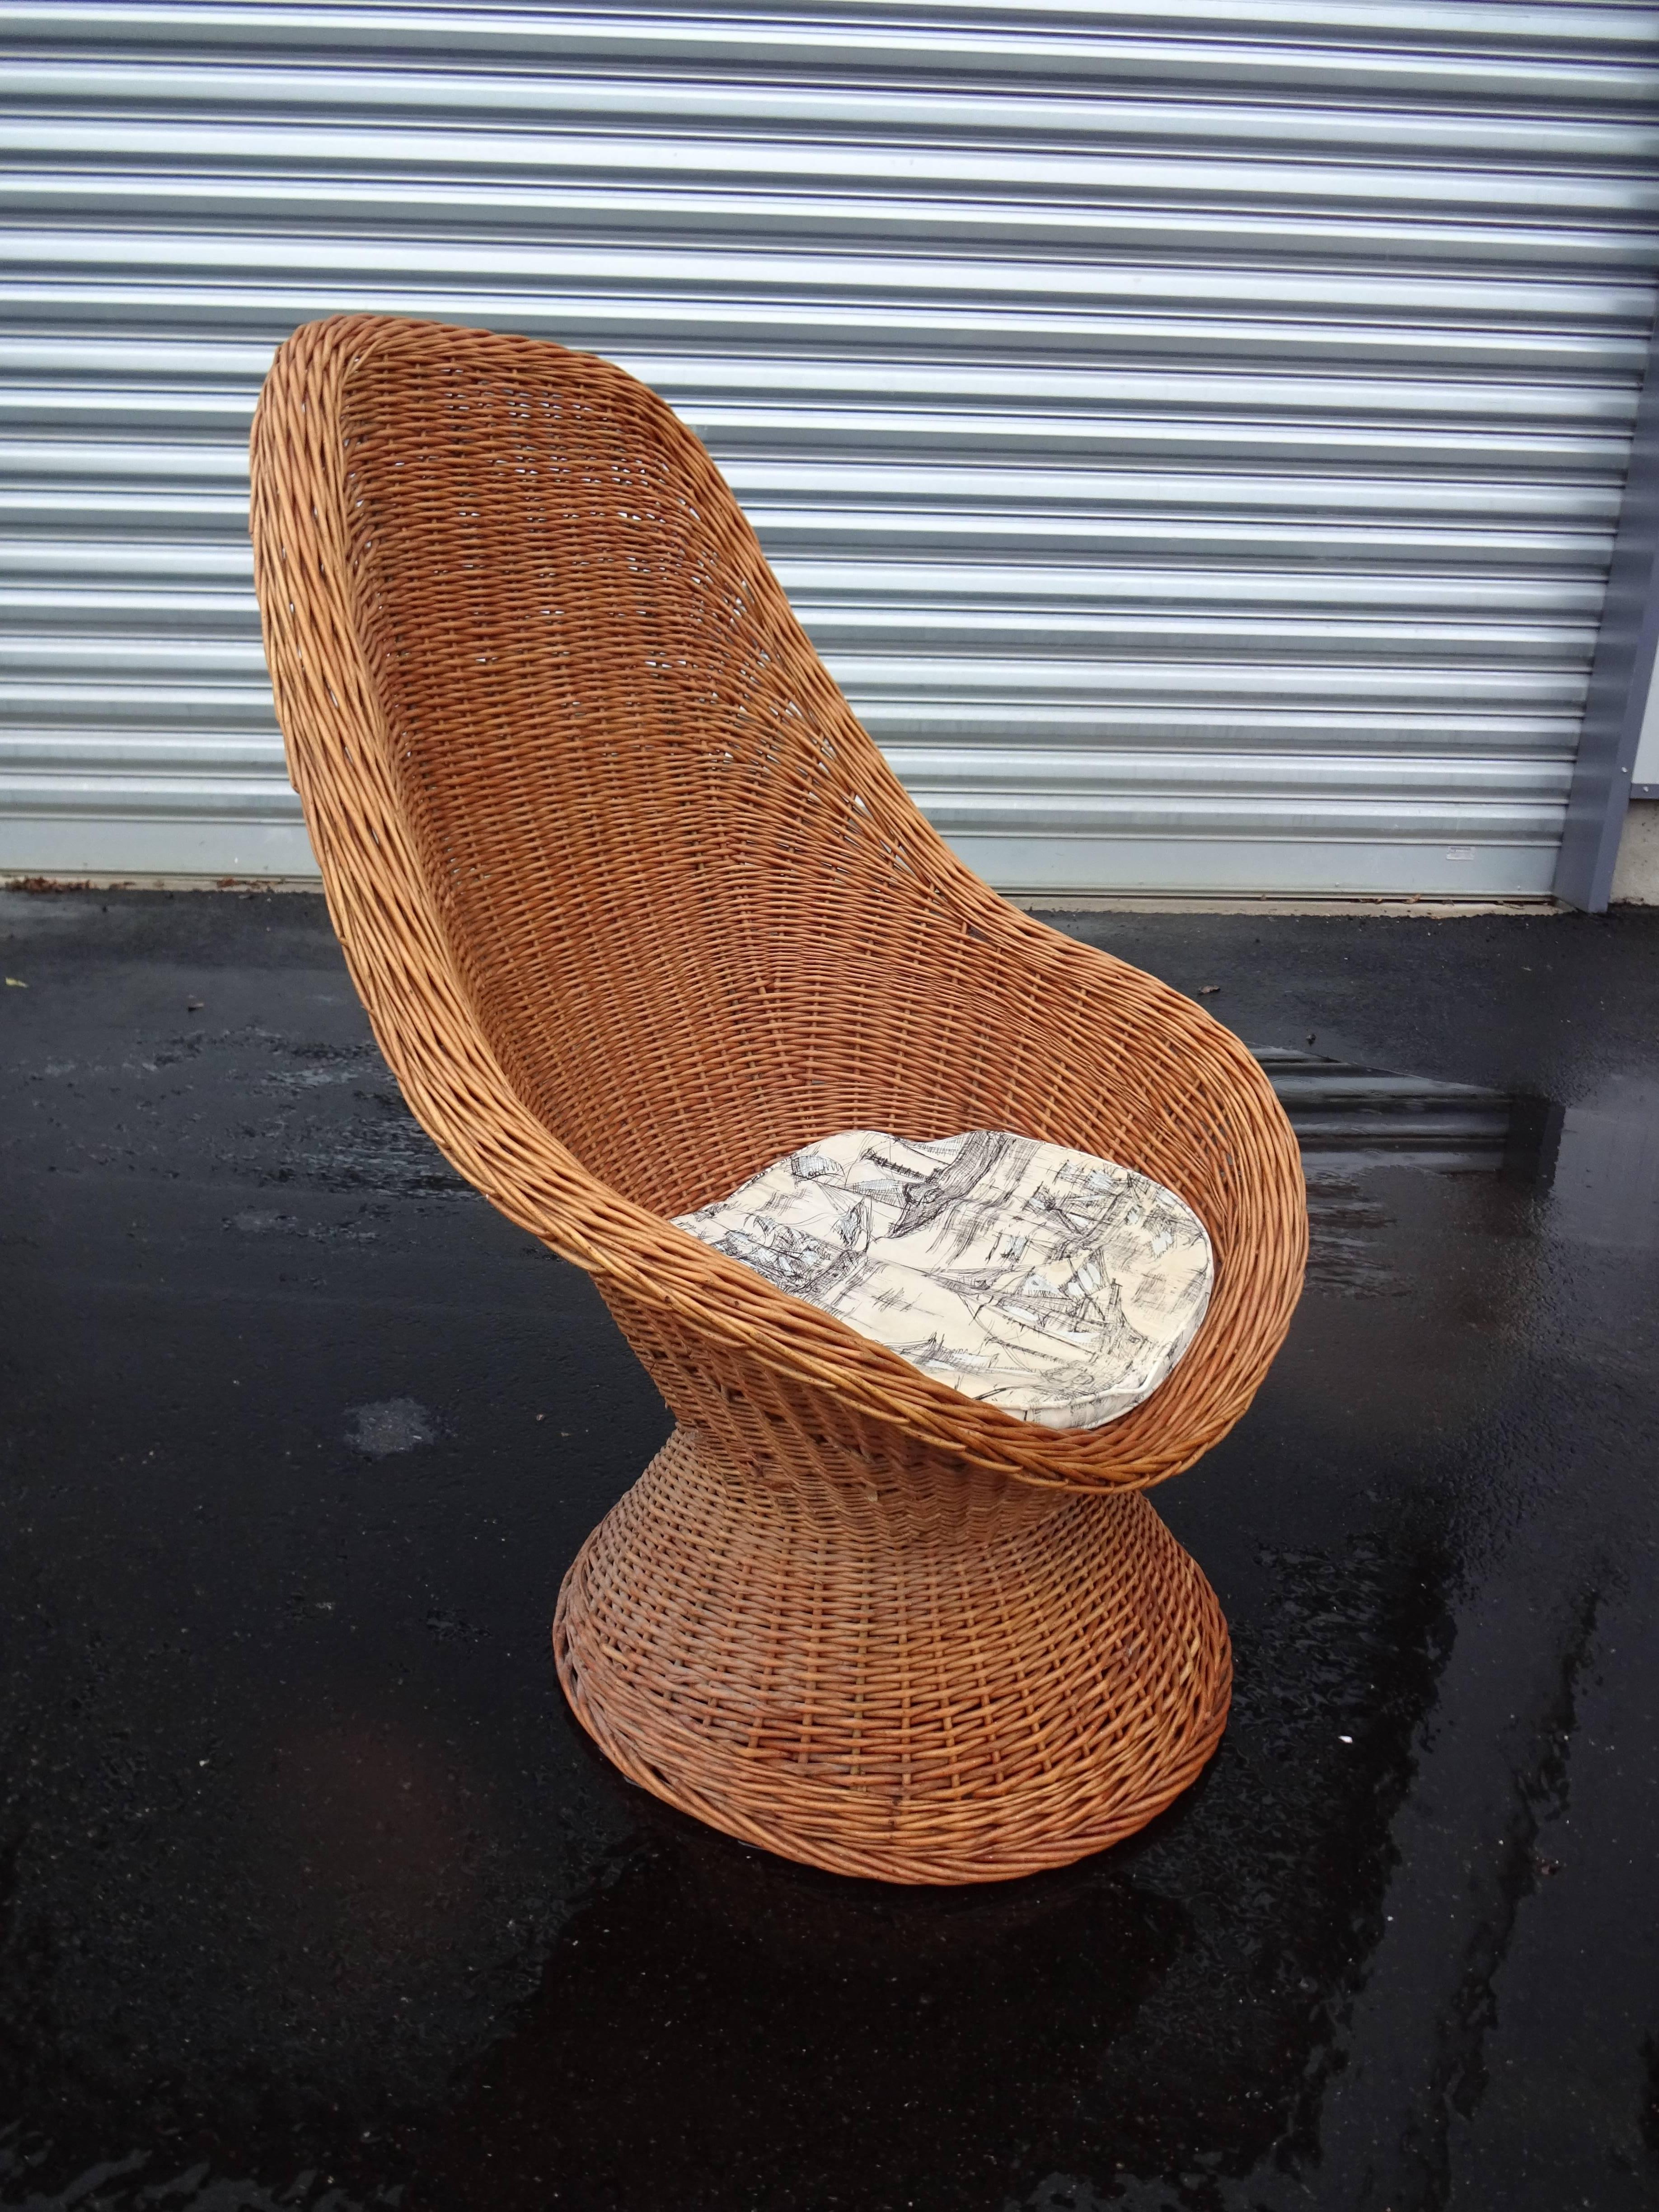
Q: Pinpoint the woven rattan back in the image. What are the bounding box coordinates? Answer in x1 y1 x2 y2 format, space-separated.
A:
252 315 1307 1493
338 324 1043 1214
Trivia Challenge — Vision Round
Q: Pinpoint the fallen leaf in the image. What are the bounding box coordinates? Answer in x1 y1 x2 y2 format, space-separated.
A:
4 976 27 989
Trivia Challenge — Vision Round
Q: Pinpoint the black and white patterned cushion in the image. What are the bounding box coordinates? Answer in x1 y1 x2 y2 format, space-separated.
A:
675 1129 1213 1431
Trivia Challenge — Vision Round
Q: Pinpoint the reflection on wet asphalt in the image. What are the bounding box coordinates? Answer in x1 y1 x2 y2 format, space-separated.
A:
1253 1047 1518 1174
1250 1049 1563 1301
1 893 1656 2212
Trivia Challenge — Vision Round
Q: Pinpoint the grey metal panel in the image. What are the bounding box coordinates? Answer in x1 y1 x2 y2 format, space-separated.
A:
1554 315 1659 909
0 1 1656 893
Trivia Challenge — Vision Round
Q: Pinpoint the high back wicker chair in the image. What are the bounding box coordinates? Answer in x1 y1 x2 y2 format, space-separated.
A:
250 315 1307 1884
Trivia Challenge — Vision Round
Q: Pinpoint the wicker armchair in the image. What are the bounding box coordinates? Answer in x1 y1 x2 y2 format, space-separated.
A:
250 316 1307 1884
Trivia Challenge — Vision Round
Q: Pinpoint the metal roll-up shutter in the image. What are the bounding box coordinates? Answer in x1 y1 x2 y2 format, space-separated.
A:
2 2 1656 897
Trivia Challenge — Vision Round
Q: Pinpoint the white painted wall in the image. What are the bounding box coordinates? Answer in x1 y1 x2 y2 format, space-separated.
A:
1611 800 1659 904
1635 662 1659 789
1610 581 1659 902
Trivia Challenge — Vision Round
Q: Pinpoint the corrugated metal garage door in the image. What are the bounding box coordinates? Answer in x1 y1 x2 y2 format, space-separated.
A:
2 0 1657 896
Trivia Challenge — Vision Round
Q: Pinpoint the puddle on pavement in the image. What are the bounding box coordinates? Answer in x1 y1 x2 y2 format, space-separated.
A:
1536 1073 1659 1250
1249 1048 1659 1289
1251 1045 1548 1298
1252 1045 1540 1179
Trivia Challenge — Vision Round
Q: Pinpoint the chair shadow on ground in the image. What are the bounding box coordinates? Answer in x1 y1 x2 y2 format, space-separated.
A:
421 1767 1194 2212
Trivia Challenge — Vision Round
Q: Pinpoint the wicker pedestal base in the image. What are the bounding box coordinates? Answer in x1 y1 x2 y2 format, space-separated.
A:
553 1425 1230 1884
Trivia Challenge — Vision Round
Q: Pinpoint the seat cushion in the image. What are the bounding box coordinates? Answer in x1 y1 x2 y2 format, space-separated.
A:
674 1128 1213 1430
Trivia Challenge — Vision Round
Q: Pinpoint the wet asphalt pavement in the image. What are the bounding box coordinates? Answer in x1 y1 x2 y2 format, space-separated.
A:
1 888 1657 2212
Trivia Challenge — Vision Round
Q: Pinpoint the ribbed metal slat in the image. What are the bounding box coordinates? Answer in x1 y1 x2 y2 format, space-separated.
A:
1 0 1655 892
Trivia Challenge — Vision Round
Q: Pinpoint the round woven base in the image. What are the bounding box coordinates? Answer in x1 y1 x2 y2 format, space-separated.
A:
553 1427 1231 1884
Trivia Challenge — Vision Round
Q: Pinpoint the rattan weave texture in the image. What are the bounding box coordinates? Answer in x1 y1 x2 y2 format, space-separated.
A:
249 314 1307 1882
